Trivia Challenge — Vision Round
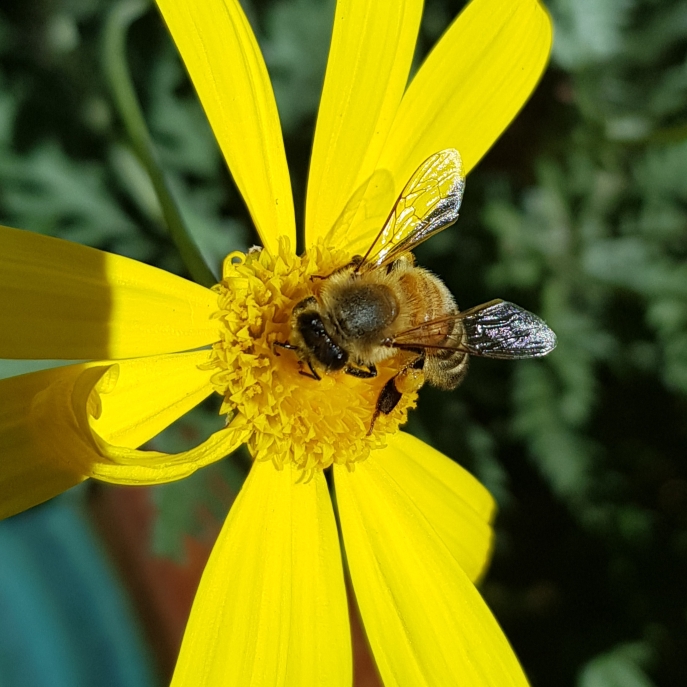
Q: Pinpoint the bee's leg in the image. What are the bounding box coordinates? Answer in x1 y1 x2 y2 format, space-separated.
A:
368 377 403 435
344 363 377 379
272 340 298 356
298 360 321 381
308 361 321 380
273 339 320 380
368 356 425 434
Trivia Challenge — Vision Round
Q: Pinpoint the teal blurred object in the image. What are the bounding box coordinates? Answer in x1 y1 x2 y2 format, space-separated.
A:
0 487 158 687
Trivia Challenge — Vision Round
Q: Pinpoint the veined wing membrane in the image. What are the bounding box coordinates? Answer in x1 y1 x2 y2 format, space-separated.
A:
462 300 557 359
357 149 465 271
389 300 557 359
389 314 462 350
323 168 395 257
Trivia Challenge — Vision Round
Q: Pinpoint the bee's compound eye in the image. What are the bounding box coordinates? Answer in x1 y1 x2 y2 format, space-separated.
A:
395 367 425 394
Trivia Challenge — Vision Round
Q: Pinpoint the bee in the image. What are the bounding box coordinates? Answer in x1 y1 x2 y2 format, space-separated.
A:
274 149 557 431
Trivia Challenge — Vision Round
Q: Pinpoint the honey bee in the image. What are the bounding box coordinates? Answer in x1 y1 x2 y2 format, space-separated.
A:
274 149 557 431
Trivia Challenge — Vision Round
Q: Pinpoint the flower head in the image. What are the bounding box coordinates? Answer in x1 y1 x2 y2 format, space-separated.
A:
208 239 415 473
0 0 552 685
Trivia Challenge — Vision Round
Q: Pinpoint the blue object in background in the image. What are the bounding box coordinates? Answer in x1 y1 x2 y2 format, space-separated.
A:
0 486 158 687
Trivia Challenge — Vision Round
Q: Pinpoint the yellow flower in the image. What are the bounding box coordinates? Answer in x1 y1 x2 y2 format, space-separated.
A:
0 0 551 684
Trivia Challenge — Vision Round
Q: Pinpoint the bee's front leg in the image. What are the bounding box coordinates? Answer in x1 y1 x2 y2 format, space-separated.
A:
298 360 321 381
272 340 298 356
273 340 321 381
344 363 377 379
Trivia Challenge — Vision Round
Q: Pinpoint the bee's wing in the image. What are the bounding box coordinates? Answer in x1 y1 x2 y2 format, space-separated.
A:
356 149 465 271
388 300 557 359
323 169 395 257
389 314 464 350
460 300 557 359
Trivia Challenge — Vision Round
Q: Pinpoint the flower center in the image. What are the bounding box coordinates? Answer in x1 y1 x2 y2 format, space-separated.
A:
205 237 417 473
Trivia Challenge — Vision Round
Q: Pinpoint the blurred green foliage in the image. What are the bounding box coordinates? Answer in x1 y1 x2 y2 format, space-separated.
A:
0 0 685 685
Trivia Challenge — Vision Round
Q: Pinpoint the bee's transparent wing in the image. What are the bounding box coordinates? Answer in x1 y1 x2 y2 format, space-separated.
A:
388 299 557 359
357 149 465 271
323 169 396 257
389 314 462 349
461 300 557 359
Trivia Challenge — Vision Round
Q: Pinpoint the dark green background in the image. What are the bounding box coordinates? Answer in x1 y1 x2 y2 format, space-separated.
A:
0 0 685 685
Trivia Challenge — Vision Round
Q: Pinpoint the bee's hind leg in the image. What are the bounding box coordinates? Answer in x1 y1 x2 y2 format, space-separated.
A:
368 377 403 435
368 356 425 435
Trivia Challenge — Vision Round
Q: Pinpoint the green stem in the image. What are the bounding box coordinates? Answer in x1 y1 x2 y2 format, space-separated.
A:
102 0 216 288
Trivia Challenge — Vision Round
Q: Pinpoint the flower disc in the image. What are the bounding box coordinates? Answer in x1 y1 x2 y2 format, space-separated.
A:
207 239 417 473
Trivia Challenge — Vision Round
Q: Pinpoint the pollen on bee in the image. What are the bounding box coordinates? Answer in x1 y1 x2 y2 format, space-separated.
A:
395 367 425 394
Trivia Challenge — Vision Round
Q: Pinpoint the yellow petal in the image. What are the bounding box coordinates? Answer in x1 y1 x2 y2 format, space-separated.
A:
335 459 529 687
0 353 244 519
377 0 552 199
171 461 351 687
0 365 86 520
91 417 249 485
155 0 295 253
0 226 220 360
87 350 216 448
380 432 495 582
306 0 422 247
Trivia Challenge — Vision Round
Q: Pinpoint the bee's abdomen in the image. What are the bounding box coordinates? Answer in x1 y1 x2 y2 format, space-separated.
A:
424 347 469 390
399 269 452 330
400 268 469 390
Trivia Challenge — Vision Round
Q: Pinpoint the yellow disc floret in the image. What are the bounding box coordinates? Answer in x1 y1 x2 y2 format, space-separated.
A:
204 237 416 473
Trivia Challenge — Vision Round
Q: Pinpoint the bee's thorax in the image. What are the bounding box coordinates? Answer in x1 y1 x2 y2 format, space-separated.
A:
329 282 399 340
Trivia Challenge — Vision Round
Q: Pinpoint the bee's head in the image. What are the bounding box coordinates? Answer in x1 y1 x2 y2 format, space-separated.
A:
291 297 348 372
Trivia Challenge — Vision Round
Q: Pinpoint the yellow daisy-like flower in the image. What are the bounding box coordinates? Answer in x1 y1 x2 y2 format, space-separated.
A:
0 0 551 685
